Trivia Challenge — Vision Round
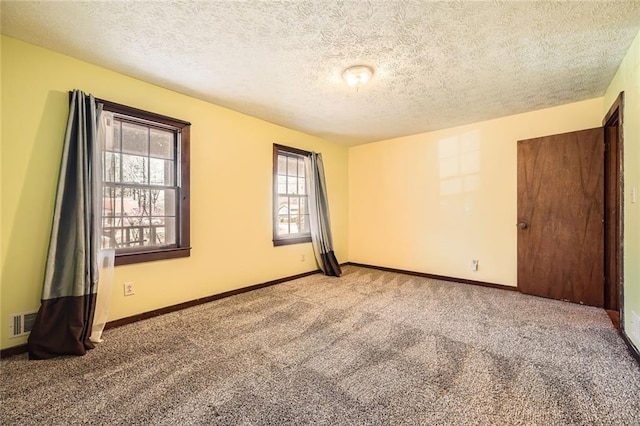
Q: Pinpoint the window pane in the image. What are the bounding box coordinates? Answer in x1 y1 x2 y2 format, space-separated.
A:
119 226 130 247
287 176 297 194
122 121 149 156
123 226 143 247
278 214 289 235
108 122 178 250
113 229 123 247
287 156 298 176
289 215 299 233
138 189 152 217
103 185 117 216
114 187 124 215
277 196 289 216
102 225 116 250
102 104 189 261
277 175 286 194
163 217 176 245
273 146 312 243
150 128 174 159
290 197 299 215
142 227 151 246
299 197 306 215
108 120 178 250
300 214 310 233
104 152 120 182
151 188 176 216
108 122 121 151
144 226 167 246
121 154 148 184
150 158 174 186
120 187 148 220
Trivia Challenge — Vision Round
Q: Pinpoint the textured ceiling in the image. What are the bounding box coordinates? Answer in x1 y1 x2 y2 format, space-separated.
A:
2 1 640 146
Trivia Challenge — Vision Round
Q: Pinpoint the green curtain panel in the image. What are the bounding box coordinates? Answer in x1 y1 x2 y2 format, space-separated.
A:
306 153 341 277
28 90 103 359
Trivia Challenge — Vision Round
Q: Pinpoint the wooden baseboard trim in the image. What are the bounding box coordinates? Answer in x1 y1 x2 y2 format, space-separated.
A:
105 269 321 330
0 269 321 358
345 263 638 366
621 329 640 365
0 344 28 359
345 262 517 292
606 309 621 330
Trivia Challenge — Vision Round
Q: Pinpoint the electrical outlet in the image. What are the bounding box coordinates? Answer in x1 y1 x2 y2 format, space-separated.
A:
301 254 306 262
471 259 479 271
123 282 135 296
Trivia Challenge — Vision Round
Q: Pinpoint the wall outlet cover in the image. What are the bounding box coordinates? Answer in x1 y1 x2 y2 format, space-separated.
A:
124 282 135 296
471 259 479 271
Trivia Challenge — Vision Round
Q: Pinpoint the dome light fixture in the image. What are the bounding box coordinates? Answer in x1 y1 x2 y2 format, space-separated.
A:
342 65 374 89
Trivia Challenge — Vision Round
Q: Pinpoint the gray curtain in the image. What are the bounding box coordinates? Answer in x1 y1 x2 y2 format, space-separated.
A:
306 152 342 276
28 90 103 359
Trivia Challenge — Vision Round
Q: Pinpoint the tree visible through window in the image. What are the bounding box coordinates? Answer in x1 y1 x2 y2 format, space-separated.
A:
273 144 311 246
100 100 191 265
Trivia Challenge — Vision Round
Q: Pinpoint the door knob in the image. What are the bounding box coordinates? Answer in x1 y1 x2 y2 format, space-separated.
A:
518 222 528 230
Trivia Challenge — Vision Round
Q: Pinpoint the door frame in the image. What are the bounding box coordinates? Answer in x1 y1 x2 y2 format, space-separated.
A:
603 92 624 328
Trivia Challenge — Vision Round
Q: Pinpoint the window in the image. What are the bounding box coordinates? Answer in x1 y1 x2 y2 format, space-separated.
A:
273 144 311 246
100 99 191 265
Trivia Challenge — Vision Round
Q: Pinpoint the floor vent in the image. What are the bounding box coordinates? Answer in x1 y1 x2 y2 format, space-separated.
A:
9 311 38 338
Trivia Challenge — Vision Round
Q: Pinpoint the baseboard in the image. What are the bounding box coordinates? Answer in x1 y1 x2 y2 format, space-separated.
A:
606 309 621 330
346 263 640 367
620 329 640 365
0 269 321 358
0 343 28 359
345 262 517 292
4 263 637 367
105 269 321 330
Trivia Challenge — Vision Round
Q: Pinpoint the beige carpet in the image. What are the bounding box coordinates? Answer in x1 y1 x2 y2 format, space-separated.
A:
2 265 639 425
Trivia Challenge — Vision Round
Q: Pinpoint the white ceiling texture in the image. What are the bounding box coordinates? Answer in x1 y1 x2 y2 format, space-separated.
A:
2 1 640 146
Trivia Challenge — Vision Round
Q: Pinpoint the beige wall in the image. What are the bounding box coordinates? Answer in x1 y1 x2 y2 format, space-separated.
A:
349 98 603 286
604 30 640 351
0 36 349 350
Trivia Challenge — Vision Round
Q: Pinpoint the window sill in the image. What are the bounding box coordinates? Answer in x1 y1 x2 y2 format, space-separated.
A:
273 236 312 247
115 247 191 266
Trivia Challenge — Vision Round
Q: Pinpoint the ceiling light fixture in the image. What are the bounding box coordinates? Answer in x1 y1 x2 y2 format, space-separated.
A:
342 65 374 89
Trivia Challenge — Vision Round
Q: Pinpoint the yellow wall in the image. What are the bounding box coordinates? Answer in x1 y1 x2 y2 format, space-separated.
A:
0 36 349 350
604 30 640 351
3 31 638 354
349 98 603 286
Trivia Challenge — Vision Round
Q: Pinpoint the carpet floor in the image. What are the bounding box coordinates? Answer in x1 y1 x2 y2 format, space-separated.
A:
2 265 639 425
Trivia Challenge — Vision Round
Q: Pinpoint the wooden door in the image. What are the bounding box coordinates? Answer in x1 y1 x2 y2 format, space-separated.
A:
517 128 604 307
